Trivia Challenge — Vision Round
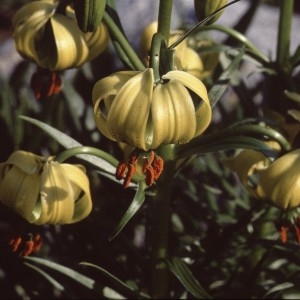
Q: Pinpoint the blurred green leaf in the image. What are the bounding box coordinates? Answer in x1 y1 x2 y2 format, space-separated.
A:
23 256 101 293
109 181 147 240
80 262 150 299
18 115 117 176
263 282 294 297
23 262 65 292
166 256 212 299
208 48 244 108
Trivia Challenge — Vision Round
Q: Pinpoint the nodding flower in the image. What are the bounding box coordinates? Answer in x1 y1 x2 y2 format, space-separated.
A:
0 150 92 225
92 68 211 152
12 0 109 71
225 148 300 210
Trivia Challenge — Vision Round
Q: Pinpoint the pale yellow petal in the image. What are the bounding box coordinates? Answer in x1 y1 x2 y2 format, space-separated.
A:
92 71 140 141
83 23 109 61
0 166 40 222
4 150 44 174
151 80 196 148
256 149 300 209
92 71 140 105
36 15 89 70
223 150 270 189
36 161 74 224
107 69 154 150
162 70 211 136
59 164 92 223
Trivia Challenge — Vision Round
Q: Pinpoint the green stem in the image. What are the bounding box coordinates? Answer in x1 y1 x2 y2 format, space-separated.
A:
102 11 145 71
149 33 164 82
276 0 294 68
157 0 173 45
54 146 118 165
175 124 291 159
195 24 269 65
149 157 175 299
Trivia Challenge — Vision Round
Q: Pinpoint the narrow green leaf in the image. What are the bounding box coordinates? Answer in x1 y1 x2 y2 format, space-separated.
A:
24 262 65 291
176 136 275 159
208 49 244 108
264 282 294 297
80 262 150 299
18 115 116 176
166 256 212 299
109 181 146 241
23 256 101 292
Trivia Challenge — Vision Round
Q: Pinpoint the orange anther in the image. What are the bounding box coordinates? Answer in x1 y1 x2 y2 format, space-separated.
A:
152 156 164 180
280 226 289 243
145 166 155 186
116 161 127 180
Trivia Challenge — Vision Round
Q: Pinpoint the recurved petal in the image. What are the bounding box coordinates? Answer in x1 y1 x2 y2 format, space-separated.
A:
83 22 110 61
151 80 196 148
12 0 55 30
36 160 74 224
3 150 45 174
223 149 270 189
12 1 55 61
59 164 92 223
106 69 154 150
0 165 40 223
256 149 300 209
162 70 211 136
92 71 140 141
36 14 89 70
92 71 140 105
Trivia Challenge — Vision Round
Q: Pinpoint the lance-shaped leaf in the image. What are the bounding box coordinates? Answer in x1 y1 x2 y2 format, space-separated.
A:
166 256 212 299
109 181 146 240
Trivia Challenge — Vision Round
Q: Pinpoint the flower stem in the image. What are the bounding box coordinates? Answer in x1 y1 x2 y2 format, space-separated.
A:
102 11 145 71
149 158 175 299
157 0 173 45
194 24 269 65
276 0 294 68
148 145 175 298
54 146 118 166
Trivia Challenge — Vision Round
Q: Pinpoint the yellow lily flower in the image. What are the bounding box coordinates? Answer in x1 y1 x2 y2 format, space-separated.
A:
92 68 211 151
225 146 300 210
12 0 109 71
256 149 300 210
0 151 92 225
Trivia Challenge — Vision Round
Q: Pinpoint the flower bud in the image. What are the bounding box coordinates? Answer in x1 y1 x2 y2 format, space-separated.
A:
73 0 107 33
194 0 228 24
0 151 92 224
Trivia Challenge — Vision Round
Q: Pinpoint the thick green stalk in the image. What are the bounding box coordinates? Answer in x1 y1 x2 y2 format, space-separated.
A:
102 11 145 71
148 2 174 297
157 0 173 45
276 0 294 68
149 155 175 299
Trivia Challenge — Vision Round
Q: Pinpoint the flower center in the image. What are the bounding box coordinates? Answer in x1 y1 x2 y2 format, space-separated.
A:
116 149 164 188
